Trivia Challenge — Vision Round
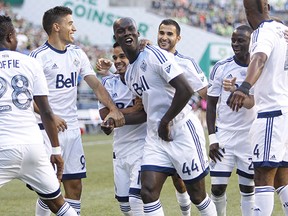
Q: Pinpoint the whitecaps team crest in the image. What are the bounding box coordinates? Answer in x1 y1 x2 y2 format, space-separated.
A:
73 59 80 67
140 60 147 72
240 70 246 76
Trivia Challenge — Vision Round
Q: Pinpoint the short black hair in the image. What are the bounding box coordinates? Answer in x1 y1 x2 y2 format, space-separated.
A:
113 42 120 48
0 15 14 42
236 25 253 35
159 19 181 36
42 6 72 35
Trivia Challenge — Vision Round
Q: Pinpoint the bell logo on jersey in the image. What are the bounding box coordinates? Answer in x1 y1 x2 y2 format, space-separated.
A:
56 71 77 89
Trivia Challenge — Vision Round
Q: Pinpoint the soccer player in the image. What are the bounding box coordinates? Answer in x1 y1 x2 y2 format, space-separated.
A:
29 6 125 215
0 15 77 216
207 25 255 216
228 0 288 215
98 42 146 215
157 18 208 216
113 17 216 216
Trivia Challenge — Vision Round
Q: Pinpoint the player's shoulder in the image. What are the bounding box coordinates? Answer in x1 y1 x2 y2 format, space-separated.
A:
66 44 83 51
101 74 119 86
11 50 40 64
210 56 234 80
175 51 196 63
29 42 50 58
145 44 174 66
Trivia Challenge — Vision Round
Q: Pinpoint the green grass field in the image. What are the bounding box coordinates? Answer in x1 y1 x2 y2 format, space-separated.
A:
0 133 282 215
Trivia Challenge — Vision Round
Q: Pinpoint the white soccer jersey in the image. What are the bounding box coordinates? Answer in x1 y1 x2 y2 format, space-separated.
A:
124 45 191 132
208 56 256 130
174 50 208 92
29 42 96 129
99 74 146 158
0 49 48 145
250 20 288 113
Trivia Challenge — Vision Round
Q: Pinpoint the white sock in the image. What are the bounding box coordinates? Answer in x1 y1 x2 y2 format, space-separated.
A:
240 191 254 216
211 192 226 216
35 198 51 216
254 186 275 216
56 202 77 216
120 202 133 216
143 199 164 216
65 198 81 215
195 194 217 216
175 190 191 216
276 185 288 215
129 193 144 215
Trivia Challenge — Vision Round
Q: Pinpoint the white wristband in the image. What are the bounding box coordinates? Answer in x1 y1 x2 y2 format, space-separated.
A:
52 146 61 155
208 134 219 145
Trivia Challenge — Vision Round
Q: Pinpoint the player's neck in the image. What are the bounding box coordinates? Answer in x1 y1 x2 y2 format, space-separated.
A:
47 38 66 51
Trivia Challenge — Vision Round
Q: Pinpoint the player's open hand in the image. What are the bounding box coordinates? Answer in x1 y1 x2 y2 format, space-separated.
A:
96 58 112 71
227 90 246 112
54 115 67 132
158 121 173 142
209 143 224 163
50 154 64 181
139 39 153 50
105 109 125 127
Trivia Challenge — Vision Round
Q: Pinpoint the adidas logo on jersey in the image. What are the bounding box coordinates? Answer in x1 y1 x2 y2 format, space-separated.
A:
254 208 261 212
52 63 58 69
270 155 277 160
226 74 233 79
165 64 171 73
112 93 117 98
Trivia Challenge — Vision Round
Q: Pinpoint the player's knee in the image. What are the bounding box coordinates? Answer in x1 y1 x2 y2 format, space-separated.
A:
140 185 159 203
63 179 82 200
211 184 227 197
239 184 254 194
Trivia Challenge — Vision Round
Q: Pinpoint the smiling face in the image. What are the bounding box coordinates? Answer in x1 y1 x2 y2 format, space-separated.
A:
112 45 129 75
157 24 180 53
57 14 76 45
113 18 139 59
231 27 251 62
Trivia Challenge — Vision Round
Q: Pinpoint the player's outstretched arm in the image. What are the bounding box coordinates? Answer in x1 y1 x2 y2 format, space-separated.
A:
34 95 64 181
84 75 125 127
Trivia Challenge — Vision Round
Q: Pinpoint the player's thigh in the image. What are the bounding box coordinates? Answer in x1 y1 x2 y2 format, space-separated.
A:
60 129 86 177
21 144 61 198
170 115 209 182
0 145 22 187
128 152 142 190
250 113 288 167
114 157 131 197
234 131 254 182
